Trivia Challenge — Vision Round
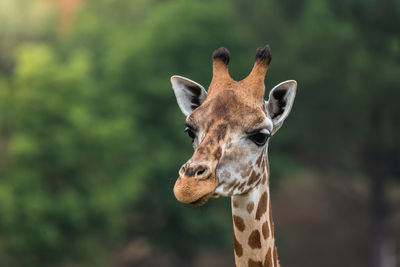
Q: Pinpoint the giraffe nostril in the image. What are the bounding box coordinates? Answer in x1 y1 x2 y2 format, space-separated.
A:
179 165 187 176
196 168 206 176
181 164 210 178
195 166 210 179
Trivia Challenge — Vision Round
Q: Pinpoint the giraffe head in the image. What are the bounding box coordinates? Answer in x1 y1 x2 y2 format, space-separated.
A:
171 46 296 206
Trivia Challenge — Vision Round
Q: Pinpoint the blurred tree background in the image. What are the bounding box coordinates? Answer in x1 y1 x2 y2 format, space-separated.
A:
0 0 399 266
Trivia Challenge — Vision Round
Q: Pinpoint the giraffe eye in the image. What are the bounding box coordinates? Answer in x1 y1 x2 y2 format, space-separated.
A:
184 127 196 140
249 129 270 146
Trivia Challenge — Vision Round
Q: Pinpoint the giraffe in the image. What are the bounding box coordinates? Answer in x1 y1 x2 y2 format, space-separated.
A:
170 45 297 267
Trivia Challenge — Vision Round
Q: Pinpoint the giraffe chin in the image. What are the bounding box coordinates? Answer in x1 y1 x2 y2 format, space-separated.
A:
189 192 214 207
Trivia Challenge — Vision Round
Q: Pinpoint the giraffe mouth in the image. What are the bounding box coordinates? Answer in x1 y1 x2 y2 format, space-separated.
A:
189 192 213 206
173 172 218 205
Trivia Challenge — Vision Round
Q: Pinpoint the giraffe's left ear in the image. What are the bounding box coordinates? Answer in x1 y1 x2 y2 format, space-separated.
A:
171 75 208 116
265 80 297 134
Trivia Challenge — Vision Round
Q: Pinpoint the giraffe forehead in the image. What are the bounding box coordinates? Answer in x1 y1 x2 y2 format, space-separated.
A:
188 90 267 132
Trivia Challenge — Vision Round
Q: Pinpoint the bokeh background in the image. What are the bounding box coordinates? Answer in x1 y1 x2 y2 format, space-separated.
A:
0 0 399 266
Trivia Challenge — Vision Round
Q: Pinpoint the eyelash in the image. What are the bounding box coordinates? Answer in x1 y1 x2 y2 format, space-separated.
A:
184 126 196 141
248 129 271 146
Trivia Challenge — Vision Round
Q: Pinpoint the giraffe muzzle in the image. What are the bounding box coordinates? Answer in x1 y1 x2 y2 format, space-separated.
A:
173 163 218 205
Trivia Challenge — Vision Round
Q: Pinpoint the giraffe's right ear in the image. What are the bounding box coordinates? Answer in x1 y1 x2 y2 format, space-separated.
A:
171 75 207 116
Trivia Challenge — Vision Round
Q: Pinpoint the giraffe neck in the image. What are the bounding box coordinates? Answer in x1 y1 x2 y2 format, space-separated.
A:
231 161 278 267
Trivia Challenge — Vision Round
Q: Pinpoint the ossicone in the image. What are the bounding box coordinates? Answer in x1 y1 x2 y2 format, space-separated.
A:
239 44 272 102
255 45 271 65
212 47 230 65
209 47 232 94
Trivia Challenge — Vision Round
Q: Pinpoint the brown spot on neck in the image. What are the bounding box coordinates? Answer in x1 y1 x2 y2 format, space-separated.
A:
246 201 254 214
261 175 267 185
233 215 245 232
247 170 260 186
255 191 268 220
248 259 263 267
233 200 239 208
233 234 243 257
264 247 273 267
248 230 261 249
262 221 270 240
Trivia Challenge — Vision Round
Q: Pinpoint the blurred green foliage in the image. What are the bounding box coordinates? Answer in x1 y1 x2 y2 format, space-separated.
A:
0 0 399 266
